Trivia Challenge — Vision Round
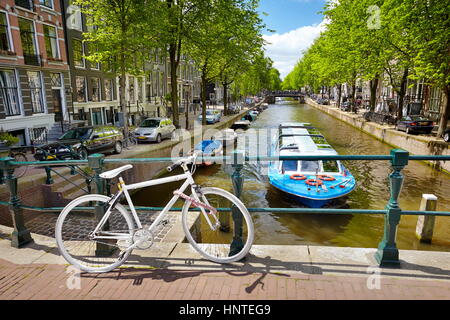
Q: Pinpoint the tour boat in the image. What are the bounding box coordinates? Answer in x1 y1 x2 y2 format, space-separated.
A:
268 122 356 208
191 140 223 166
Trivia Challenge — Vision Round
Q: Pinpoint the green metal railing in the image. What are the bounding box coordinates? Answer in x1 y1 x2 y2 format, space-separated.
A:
0 149 449 266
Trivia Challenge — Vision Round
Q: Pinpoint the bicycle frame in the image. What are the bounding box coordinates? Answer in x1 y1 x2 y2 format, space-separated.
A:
91 165 217 252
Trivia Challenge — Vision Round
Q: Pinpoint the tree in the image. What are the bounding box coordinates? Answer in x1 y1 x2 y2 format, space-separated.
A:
392 0 450 136
74 0 160 140
157 0 207 128
186 0 266 124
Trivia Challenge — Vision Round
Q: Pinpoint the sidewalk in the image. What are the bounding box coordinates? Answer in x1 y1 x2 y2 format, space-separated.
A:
0 226 449 300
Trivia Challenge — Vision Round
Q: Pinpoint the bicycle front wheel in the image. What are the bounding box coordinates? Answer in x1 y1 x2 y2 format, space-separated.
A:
55 194 135 273
13 153 28 178
181 187 254 264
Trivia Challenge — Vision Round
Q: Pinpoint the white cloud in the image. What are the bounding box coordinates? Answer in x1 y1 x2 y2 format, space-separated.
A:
263 20 326 80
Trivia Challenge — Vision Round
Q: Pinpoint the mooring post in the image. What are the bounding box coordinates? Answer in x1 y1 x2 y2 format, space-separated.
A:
0 157 33 248
229 150 245 257
44 166 53 184
375 149 409 267
415 194 437 243
88 153 112 256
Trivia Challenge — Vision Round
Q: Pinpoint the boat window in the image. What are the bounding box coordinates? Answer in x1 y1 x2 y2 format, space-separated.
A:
281 160 298 172
322 160 340 173
300 161 319 172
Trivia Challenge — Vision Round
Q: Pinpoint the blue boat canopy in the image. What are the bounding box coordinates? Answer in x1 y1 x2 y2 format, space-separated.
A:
268 122 356 208
194 140 222 154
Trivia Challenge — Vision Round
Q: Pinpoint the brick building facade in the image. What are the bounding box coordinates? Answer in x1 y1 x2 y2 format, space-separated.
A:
0 0 71 145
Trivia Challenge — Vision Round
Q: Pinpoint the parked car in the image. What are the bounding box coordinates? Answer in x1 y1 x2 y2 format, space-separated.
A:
395 115 434 134
227 105 241 114
198 110 221 124
134 118 176 143
443 128 450 142
34 126 124 161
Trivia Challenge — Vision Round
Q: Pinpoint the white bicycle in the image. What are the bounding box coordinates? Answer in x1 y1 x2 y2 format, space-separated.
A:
55 154 254 273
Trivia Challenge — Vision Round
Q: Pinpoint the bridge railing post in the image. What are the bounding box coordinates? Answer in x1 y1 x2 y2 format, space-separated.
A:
88 154 113 256
229 151 245 257
375 149 409 267
0 157 33 248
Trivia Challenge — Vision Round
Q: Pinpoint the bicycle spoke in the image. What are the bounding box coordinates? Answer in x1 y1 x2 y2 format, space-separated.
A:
56 196 134 273
182 188 253 263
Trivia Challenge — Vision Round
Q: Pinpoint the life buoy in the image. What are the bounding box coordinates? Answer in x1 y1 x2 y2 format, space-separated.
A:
305 179 323 186
290 174 307 180
317 175 336 181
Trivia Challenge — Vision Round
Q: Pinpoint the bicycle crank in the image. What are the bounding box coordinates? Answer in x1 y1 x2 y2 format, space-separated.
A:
132 229 154 250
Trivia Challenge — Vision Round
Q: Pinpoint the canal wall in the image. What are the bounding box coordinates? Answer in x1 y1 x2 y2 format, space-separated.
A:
306 98 450 174
0 109 248 226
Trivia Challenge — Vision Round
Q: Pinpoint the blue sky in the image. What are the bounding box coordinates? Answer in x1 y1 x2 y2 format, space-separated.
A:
258 0 328 79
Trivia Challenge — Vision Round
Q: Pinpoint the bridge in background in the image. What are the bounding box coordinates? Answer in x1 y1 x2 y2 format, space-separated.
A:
265 91 306 104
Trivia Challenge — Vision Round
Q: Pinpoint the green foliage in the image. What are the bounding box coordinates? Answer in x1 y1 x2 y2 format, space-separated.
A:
0 130 19 147
282 0 449 133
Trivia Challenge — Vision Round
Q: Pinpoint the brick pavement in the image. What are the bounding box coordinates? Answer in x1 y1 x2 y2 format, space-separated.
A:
0 258 449 300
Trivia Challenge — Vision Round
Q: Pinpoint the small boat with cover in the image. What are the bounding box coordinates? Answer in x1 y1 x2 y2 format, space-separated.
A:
268 122 356 208
190 140 223 166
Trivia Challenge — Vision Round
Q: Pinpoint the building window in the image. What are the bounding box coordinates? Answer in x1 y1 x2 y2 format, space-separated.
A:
76 76 86 102
87 43 100 70
159 72 164 96
66 5 82 31
0 12 11 52
43 24 59 59
0 69 21 116
429 87 442 113
104 79 114 101
27 71 45 113
138 78 143 103
19 18 38 65
39 0 53 9
50 72 61 87
89 77 100 102
73 39 84 68
15 0 34 11
129 76 135 103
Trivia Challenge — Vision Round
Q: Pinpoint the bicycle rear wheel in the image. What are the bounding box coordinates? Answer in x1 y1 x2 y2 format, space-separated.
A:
55 194 135 273
12 153 28 178
181 187 254 264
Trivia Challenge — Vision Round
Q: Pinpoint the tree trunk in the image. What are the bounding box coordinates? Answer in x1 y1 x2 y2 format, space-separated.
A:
120 52 128 142
201 72 207 126
337 84 342 108
396 69 409 121
185 91 189 130
351 79 356 112
223 82 228 116
370 77 379 112
169 44 179 128
437 86 450 137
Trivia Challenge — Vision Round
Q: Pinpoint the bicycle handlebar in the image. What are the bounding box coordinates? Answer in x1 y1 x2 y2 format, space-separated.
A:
166 154 198 172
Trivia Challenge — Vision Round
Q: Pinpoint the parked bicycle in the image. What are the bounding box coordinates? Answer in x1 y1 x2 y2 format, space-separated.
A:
1 146 29 178
55 153 254 273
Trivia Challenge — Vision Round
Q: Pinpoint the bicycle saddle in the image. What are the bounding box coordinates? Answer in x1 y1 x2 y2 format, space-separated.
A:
99 165 133 179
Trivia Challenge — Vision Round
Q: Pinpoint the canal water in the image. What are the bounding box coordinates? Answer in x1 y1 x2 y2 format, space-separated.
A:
133 100 450 252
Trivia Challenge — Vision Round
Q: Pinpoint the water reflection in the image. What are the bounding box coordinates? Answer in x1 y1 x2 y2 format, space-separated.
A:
133 101 450 252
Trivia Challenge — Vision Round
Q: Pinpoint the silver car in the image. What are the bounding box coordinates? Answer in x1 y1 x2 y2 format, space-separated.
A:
134 118 176 143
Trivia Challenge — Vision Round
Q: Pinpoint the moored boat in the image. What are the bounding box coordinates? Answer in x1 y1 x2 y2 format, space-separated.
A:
268 122 356 208
191 140 223 166
231 119 251 130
